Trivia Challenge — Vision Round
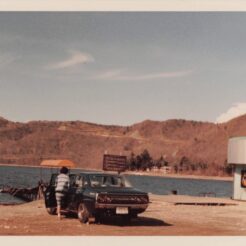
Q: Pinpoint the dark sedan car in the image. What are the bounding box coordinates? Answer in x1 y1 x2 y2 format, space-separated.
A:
44 171 149 223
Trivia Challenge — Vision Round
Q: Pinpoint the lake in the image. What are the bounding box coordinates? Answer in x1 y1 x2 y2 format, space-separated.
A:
0 165 233 204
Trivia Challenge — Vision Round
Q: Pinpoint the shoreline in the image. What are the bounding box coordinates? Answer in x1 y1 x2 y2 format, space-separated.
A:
0 163 233 181
124 171 233 181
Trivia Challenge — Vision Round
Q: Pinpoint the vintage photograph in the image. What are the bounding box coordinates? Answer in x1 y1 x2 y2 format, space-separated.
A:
0 11 246 236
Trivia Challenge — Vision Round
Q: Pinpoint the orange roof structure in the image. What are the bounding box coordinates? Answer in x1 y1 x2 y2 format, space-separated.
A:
40 159 76 168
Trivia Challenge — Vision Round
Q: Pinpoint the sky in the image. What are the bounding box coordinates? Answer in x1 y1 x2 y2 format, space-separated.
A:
0 12 246 126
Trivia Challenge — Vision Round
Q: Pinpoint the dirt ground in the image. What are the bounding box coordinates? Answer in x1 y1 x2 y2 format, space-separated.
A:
0 194 246 236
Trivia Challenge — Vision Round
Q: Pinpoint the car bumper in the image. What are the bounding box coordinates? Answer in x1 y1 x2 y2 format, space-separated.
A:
95 203 148 210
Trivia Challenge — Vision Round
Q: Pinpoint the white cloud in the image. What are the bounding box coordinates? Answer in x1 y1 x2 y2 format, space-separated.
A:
216 102 246 123
48 50 94 70
120 70 193 81
91 69 193 81
91 69 123 80
0 53 20 67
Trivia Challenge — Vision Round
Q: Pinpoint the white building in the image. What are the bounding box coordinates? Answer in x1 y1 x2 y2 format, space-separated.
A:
228 136 246 200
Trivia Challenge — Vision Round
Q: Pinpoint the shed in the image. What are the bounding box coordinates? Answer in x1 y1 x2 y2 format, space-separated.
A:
228 137 246 200
40 159 76 168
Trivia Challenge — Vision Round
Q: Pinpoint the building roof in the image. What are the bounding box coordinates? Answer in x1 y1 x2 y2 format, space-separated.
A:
40 159 76 168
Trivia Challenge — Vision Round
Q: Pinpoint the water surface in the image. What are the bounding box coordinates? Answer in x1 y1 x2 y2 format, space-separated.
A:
0 166 233 204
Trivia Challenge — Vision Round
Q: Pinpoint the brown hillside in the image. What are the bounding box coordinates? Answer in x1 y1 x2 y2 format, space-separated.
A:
0 115 246 173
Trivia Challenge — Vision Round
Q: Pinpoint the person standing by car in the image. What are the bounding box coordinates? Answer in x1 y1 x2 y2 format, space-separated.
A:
55 166 70 219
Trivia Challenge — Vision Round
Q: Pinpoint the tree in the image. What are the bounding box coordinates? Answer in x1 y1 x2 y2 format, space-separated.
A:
179 156 192 171
140 149 153 170
156 156 168 169
223 159 233 176
128 152 137 171
136 155 142 170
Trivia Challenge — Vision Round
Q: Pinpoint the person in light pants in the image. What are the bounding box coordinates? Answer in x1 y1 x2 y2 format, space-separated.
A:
55 166 70 219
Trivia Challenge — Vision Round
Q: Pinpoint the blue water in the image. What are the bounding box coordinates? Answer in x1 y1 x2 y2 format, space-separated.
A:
0 166 233 204
126 175 232 197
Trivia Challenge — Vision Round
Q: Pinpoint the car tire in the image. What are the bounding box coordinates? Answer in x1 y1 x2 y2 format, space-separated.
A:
46 207 57 215
95 213 102 224
77 203 90 223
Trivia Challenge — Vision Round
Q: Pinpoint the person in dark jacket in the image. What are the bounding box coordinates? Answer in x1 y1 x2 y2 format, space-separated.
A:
55 166 70 219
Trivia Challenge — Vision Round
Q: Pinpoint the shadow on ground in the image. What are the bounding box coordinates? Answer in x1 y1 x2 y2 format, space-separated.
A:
63 212 172 227
98 216 172 227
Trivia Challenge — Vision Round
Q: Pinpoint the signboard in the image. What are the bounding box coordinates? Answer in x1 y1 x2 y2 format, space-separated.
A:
241 170 246 188
103 154 127 172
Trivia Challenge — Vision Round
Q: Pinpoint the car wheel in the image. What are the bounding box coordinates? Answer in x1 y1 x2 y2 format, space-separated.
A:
46 207 57 215
95 213 102 224
77 203 90 223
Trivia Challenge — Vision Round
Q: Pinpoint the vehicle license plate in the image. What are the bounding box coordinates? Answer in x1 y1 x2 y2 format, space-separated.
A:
116 207 128 214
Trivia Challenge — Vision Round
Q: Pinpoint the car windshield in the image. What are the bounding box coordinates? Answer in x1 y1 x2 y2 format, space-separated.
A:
89 175 130 188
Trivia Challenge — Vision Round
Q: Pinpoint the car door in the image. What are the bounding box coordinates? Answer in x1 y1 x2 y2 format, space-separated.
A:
45 173 57 208
66 174 85 211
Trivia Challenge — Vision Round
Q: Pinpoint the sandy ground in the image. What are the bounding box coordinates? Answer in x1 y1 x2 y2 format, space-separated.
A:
0 194 245 236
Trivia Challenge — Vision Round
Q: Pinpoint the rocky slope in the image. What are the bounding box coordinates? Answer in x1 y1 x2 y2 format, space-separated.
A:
0 115 246 172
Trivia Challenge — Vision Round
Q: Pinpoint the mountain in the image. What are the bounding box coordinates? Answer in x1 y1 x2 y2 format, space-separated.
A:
0 115 246 174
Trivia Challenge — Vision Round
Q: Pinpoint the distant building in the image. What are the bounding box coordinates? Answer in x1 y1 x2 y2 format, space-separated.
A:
40 159 76 168
152 166 159 172
228 137 246 200
160 166 172 174
150 166 172 174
